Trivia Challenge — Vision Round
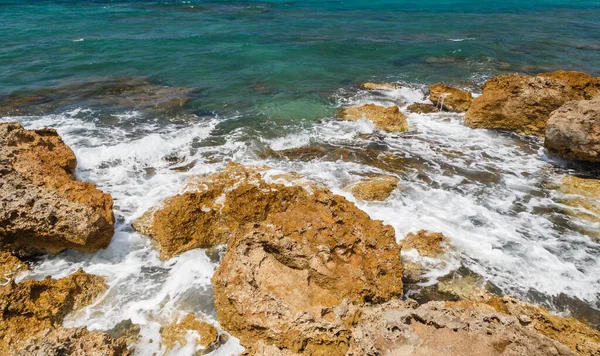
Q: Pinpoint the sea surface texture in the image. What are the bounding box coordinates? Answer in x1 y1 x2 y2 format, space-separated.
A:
1 0 600 354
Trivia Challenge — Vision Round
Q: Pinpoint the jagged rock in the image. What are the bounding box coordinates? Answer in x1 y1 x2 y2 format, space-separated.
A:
336 104 409 132
465 71 600 135
210 169 403 355
401 230 448 257
0 251 27 284
545 97 600 162
0 270 128 355
429 83 473 112
407 102 439 114
557 176 600 234
346 175 399 201
160 314 218 354
0 122 115 256
360 82 399 90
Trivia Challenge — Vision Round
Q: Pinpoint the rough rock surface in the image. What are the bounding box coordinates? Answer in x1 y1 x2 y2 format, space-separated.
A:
210 167 403 355
0 122 115 256
545 97 600 162
558 176 600 232
0 251 27 284
160 314 218 353
429 83 473 112
401 230 448 257
347 175 399 201
336 104 408 132
407 102 439 114
540 70 600 100
0 270 128 355
360 82 399 90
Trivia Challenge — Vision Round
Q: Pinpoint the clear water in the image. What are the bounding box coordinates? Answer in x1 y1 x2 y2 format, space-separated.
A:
1 1 600 354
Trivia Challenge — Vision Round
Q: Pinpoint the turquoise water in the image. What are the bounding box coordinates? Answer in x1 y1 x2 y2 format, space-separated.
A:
1 0 599 123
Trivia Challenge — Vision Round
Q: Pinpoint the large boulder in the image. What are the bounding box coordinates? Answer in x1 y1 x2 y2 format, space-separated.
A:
0 122 115 256
465 71 600 135
207 167 403 355
336 104 408 132
545 97 600 162
429 83 473 112
0 270 129 355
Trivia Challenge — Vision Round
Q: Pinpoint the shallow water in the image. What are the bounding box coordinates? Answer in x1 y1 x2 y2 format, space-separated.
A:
2 0 600 354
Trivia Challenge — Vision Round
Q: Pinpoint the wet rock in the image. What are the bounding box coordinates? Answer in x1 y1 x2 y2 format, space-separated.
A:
429 83 473 112
0 251 27 285
0 77 194 117
0 122 115 256
557 176 600 228
349 298 576 356
211 175 402 355
545 97 600 162
160 314 218 354
401 230 448 258
465 71 600 135
336 104 409 132
0 270 128 355
360 82 400 90
346 175 399 201
260 146 329 162
407 102 439 114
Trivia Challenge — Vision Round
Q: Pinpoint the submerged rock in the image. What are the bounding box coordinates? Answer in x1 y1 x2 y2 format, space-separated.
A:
209 167 402 355
336 104 408 132
0 77 194 117
429 83 473 112
360 82 400 90
401 230 448 258
0 270 128 355
545 97 600 162
407 102 439 114
346 175 399 201
557 176 600 231
0 122 115 256
160 314 218 354
465 71 600 135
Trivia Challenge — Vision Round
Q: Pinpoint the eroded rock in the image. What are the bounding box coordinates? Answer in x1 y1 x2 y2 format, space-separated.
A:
557 176 600 232
346 175 399 201
540 70 600 100
429 83 473 112
360 82 400 90
0 122 115 256
401 230 448 258
0 251 27 285
160 314 218 354
407 102 439 114
336 104 409 132
0 270 128 355
545 97 600 162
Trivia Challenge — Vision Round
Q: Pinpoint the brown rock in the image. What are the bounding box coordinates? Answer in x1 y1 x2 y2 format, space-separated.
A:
557 176 600 232
540 70 600 100
347 175 399 201
407 102 439 114
360 82 399 90
0 270 128 355
545 97 600 162
160 314 218 353
211 180 403 354
336 104 409 132
0 122 115 256
401 230 448 258
0 251 27 284
429 83 473 112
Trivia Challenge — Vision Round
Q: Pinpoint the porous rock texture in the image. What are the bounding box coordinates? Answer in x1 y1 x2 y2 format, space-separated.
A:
360 82 400 90
406 102 438 114
0 270 129 355
336 104 409 132
160 313 218 354
465 71 600 135
401 230 448 257
0 122 114 256
429 83 473 112
347 175 399 201
545 97 600 162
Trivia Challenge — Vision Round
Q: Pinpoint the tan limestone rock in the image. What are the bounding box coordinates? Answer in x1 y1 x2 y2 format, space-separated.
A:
360 82 400 91
336 104 409 132
429 83 473 112
160 314 218 353
407 102 439 114
347 175 399 201
0 251 27 284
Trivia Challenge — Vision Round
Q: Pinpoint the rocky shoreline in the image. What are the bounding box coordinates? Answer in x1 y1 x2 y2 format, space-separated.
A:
1 70 600 355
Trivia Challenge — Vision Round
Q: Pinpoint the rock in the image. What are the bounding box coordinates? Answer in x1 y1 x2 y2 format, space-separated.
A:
540 70 600 100
360 82 399 90
211 174 403 355
348 298 577 356
429 83 473 112
545 97 600 162
0 270 128 355
407 102 439 114
0 122 115 256
0 251 27 284
336 104 409 132
160 314 218 354
347 175 399 201
133 163 306 259
557 176 600 230
401 230 448 258
465 71 600 135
